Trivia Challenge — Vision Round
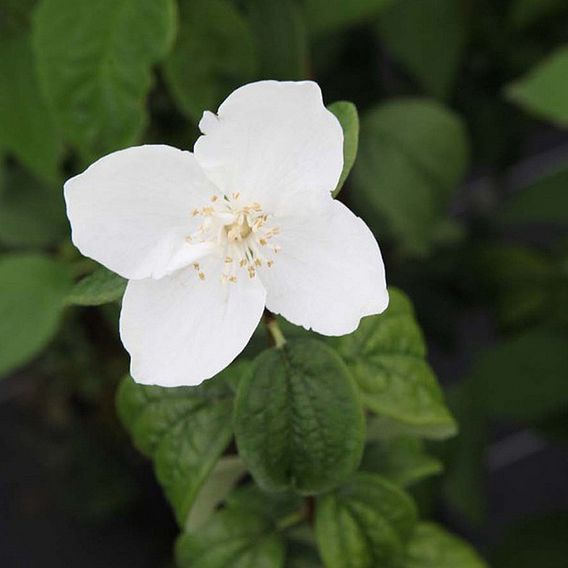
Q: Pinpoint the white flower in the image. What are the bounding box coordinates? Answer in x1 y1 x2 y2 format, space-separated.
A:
64 81 388 387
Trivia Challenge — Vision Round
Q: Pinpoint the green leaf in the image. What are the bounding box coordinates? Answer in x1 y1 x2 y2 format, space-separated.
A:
328 101 359 197
315 472 417 568
509 0 568 30
506 46 568 126
352 99 469 255
361 436 443 487
304 0 393 35
176 503 285 568
376 0 467 99
499 166 568 226
333 288 457 439
67 266 127 306
244 0 308 80
404 523 487 568
470 327 568 421
0 166 67 248
163 0 257 124
116 369 237 525
0 34 61 182
32 0 177 160
0 254 72 378
234 338 365 494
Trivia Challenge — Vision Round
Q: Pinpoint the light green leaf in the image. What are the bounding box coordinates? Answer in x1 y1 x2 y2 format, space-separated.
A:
234 338 365 494
315 472 417 568
377 0 466 99
507 46 568 126
404 523 487 568
353 99 469 255
304 0 392 35
328 101 359 197
67 266 127 306
499 166 568 226
116 369 237 525
0 254 72 378
244 0 308 80
0 34 61 182
361 436 443 487
334 288 457 439
471 328 568 421
164 0 257 123
0 166 67 248
32 0 177 160
176 503 285 568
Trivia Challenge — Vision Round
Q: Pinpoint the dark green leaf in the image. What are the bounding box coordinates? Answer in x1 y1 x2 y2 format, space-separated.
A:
471 327 568 421
164 0 257 123
176 503 285 568
404 523 487 568
377 0 467 99
116 369 237 525
506 46 568 126
0 166 67 248
244 0 308 80
315 472 417 568
499 167 568 226
304 0 392 35
509 0 568 30
0 34 61 182
234 338 365 493
328 101 359 197
67 266 127 306
353 99 469 255
0 254 72 378
32 0 177 160
361 436 443 487
333 288 457 439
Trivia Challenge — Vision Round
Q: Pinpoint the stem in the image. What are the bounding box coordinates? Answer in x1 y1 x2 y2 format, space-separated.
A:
276 508 306 531
264 311 286 349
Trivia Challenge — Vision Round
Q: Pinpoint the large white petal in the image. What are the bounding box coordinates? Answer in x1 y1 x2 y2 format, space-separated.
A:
119 257 266 387
64 145 219 280
194 81 343 210
260 198 388 336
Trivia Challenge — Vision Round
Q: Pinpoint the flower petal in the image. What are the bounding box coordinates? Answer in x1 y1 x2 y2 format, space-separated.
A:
260 198 388 336
64 145 219 280
119 257 266 387
194 81 343 209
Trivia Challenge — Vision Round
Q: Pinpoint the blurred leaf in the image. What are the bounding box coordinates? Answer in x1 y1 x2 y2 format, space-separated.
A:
509 0 568 31
315 472 417 568
443 380 487 525
506 46 568 126
361 436 443 487
234 338 365 494
499 166 568 226
377 0 467 99
32 0 177 160
67 266 127 306
0 254 72 378
116 370 236 525
0 166 67 248
304 0 392 35
404 523 487 568
491 513 568 568
333 289 457 439
176 500 285 568
471 328 568 421
244 0 308 80
353 99 469 255
164 0 257 124
328 101 359 197
0 34 61 182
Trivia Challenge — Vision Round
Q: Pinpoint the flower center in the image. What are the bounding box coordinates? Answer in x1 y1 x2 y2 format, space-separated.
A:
186 192 280 283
